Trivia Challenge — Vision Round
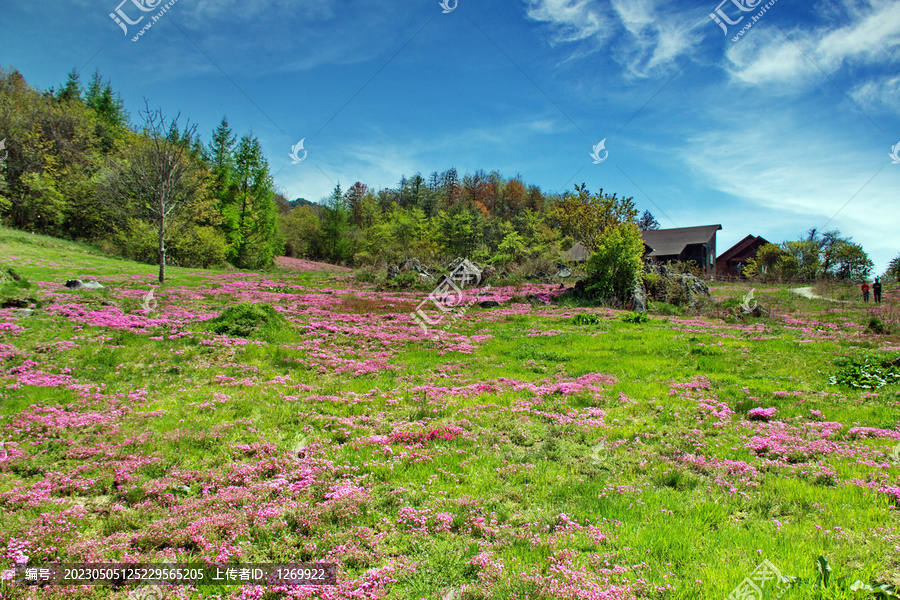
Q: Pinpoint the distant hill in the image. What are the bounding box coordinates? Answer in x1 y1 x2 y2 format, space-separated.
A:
289 198 316 209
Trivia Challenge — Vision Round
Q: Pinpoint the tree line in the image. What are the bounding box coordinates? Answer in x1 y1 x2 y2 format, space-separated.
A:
0 67 280 282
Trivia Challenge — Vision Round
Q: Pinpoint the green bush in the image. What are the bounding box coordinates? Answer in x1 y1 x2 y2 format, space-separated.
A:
584 223 644 302
573 313 604 325
664 278 691 306
207 303 288 337
621 311 650 324
172 226 227 268
112 218 158 265
829 357 900 389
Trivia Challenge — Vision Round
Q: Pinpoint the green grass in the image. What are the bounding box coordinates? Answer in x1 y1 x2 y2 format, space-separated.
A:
1 226 899 599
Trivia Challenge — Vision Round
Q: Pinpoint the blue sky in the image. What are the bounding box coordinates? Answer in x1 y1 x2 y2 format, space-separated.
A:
1 0 898 272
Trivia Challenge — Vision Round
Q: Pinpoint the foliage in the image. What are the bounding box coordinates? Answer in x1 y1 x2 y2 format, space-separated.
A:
547 183 637 253
206 302 287 337
829 356 900 389
573 313 603 325
583 222 645 303
621 311 650 323
886 254 900 281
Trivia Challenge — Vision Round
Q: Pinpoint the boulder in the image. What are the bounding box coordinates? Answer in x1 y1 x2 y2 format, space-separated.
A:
64 280 104 291
386 265 400 281
479 300 500 308
555 267 573 278
446 258 482 287
399 258 422 273
480 265 497 282
631 279 647 313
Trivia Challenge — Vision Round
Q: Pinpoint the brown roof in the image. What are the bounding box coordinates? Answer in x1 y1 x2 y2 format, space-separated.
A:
641 225 722 257
717 235 771 262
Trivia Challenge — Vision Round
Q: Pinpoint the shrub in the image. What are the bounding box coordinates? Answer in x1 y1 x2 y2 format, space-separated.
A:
649 301 681 316
664 278 691 306
171 226 227 268
621 311 650 324
112 218 158 265
207 303 287 337
573 313 604 325
865 317 895 335
584 223 644 302
829 357 900 389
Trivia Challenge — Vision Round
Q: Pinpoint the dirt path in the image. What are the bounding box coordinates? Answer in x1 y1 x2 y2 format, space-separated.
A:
790 286 850 303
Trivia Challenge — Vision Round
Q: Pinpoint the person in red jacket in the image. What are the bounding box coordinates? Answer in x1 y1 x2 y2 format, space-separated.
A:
861 281 870 303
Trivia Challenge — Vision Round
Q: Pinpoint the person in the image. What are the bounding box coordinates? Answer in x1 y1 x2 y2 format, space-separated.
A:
861 281 870 303
873 277 882 303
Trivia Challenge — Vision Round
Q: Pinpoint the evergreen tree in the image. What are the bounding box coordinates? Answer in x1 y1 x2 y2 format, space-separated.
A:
56 68 82 103
230 135 281 268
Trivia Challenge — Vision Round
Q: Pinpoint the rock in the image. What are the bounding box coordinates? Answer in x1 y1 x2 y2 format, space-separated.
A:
13 308 34 317
555 267 573 278
631 279 647 313
399 258 422 273
386 265 400 281
446 258 482 287
1 298 28 308
64 280 104 291
479 300 500 308
480 265 497 282
419 273 435 283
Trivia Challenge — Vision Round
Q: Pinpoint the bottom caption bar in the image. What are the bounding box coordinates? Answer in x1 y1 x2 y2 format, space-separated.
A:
14 563 337 586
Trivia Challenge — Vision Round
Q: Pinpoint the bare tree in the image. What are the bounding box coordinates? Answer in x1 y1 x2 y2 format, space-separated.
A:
104 101 202 283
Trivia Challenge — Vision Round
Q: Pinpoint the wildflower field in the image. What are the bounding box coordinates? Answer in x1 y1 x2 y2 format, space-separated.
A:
1 228 900 600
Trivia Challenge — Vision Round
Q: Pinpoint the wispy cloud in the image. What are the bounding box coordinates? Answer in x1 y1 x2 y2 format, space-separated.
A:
524 0 611 45
609 0 703 76
524 0 702 76
725 0 900 86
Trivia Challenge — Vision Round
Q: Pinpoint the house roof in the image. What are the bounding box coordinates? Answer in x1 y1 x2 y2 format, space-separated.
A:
717 235 771 262
561 241 590 262
640 225 722 257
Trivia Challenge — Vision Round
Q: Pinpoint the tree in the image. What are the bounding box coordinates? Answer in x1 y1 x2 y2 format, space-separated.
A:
743 244 784 281
231 135 281 268
102 104 203 283
885 254 900 282
56 69 82 103
828 240 872 281
636 210 660 231
320 183 350 262
548 184 637 252
584 222 645 303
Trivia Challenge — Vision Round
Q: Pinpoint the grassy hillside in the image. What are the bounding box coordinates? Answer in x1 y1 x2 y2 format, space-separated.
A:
1 227 899 599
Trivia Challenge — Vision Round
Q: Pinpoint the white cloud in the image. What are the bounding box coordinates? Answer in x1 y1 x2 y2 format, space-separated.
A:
524 0 702 76
726 0 900 86
524 0 611 45
851 76 900 115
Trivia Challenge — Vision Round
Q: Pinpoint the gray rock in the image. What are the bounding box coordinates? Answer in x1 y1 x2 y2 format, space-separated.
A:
399 258 422 273
64 280 104 291
13 308 34 317
479 300 500 308
480 265 497 282
631 279 647 313
555 267 573 278
447 258 482 287
386 265 400 281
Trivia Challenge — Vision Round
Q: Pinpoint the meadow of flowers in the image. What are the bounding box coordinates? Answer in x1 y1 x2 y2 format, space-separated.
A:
1 231 899 599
